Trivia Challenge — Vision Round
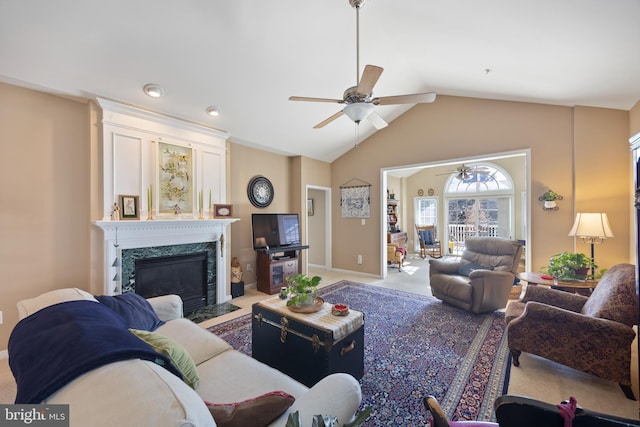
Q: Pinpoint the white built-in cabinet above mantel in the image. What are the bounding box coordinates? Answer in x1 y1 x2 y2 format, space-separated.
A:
96 98 230 222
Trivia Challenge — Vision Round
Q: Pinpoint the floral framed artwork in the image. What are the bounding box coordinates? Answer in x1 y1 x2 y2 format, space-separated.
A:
214 204 233 218
119 194 140 220
158 142 193 214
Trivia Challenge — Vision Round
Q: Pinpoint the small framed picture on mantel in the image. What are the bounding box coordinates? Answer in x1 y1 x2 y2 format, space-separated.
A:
214 204 233 218
119 194 140 220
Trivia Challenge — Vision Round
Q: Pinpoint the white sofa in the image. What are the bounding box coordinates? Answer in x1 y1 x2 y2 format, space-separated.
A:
12 288 363 427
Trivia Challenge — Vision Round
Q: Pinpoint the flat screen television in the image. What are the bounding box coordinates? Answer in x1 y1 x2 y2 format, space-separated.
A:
252 213 301 250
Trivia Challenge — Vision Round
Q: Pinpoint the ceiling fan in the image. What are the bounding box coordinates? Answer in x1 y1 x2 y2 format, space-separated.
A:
437 164 491 180
289 0 436 130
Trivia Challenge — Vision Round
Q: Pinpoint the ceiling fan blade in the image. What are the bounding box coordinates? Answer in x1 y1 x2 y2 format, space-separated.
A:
356 65 383 97
372 92 436 105
289 96 344 104
313 110 345 129
367 110 388 130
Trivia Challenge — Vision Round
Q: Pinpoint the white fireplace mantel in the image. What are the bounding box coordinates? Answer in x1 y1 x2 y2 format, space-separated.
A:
94 219 238 303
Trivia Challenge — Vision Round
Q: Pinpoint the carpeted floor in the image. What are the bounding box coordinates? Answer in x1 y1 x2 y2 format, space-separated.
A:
207 280 510 425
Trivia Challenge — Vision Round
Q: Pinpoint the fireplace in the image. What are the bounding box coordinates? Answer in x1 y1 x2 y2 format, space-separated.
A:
93 219 236 303
135 252 208 316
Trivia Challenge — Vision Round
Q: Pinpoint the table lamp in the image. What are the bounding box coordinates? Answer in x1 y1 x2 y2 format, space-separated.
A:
568 213 614 280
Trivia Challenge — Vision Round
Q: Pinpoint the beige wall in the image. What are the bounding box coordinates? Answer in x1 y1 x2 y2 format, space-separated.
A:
630 100 640 137
331 95 631 275
573 107 630 267
227 143 293 285
0 83 90 349
227 145 331 285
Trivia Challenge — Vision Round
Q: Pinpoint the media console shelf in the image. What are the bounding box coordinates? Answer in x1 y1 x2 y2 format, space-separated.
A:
256 245 309 295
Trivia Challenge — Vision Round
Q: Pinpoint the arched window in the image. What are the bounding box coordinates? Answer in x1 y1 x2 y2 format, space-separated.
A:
443 163 515 252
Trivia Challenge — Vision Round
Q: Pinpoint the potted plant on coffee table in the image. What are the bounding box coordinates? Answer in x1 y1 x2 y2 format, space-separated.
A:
542 251 595 281
283 274 322 309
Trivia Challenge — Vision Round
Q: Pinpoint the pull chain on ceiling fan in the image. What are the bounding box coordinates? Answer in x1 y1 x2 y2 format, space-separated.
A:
289 0 437 130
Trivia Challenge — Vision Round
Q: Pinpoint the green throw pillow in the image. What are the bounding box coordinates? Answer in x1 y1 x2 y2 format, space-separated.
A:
129 328 200 389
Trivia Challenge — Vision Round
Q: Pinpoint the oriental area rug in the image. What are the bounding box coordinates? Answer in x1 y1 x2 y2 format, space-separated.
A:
207 280 511 426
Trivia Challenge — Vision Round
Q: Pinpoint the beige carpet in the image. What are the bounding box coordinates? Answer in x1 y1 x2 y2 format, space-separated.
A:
507 343 639 419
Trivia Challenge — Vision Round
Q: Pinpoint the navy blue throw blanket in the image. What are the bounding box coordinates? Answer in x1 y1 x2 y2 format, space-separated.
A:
8 300 182 404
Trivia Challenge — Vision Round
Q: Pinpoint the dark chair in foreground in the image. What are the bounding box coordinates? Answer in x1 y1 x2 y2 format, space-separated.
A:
429 237 523 314
423 395 498 426
416 224 442 259
495 395 640 427
505 263 637 399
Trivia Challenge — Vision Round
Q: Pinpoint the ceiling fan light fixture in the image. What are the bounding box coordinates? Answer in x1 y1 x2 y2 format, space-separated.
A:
206 106 221 117
344 103 374 123
143 84 164 98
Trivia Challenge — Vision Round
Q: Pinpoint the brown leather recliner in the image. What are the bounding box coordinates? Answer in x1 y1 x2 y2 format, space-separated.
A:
429 237 523 314
505 263 637 399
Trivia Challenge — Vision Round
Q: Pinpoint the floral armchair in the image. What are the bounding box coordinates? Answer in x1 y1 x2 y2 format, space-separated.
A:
505 263 637 399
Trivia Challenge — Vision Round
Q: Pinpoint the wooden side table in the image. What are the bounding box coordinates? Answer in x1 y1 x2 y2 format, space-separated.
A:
517 272 597 296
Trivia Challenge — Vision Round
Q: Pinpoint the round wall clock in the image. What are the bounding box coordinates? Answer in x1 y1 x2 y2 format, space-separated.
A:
247 175 274 208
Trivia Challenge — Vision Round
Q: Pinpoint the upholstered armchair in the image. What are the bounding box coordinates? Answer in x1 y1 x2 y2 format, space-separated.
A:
429 237 523 314
505 263 637 399
416 225 442 259
387 244 404 272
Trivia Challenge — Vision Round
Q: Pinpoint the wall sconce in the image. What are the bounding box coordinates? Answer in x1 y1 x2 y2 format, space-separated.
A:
538 190 562 211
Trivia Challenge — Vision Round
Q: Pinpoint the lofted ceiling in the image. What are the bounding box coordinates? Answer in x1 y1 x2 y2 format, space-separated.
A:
1 0 639 162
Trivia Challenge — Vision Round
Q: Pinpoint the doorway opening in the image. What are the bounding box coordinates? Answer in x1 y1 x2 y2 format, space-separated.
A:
381 150 529 278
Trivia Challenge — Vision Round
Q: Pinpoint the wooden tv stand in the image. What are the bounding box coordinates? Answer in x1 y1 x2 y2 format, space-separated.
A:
256 245 309 295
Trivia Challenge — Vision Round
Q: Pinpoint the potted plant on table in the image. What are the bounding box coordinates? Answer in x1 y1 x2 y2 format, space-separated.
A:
283 274 322 308
542 251 596 281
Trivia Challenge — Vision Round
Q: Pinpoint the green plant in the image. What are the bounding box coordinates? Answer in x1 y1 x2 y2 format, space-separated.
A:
285 406 372 427
283 274 322 307
541 251 596 281
541 190 559 201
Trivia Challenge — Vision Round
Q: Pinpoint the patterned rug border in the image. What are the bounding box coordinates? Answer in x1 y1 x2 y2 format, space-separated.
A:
208 279 511 424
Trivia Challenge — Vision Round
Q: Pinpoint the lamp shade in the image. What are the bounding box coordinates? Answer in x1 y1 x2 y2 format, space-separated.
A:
568 213 614 238
343 103 374 123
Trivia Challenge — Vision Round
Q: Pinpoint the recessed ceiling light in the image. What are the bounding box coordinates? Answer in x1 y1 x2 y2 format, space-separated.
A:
143 84 164 98
206 106 221 117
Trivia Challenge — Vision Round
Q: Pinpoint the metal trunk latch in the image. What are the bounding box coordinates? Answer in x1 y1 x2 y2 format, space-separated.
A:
280 317 288 343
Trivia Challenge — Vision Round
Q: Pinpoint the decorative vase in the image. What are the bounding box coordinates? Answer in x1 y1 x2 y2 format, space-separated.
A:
294 291 317 308
544 201 556 209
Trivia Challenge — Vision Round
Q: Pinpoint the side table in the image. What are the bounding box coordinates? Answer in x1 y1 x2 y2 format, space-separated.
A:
517 272 597 296
251 296 364 387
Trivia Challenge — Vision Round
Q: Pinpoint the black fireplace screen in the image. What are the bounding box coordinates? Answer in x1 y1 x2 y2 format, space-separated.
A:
135 252 208 316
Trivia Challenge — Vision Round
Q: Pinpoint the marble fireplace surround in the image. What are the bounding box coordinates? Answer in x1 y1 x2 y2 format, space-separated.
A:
94 219 237 303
